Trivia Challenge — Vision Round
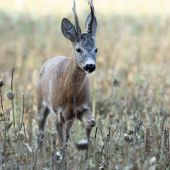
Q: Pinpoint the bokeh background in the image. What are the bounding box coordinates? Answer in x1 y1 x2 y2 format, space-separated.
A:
1 0 170 16
0 0 170 169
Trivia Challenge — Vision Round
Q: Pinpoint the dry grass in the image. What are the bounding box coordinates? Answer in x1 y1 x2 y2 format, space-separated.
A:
0 11 170 169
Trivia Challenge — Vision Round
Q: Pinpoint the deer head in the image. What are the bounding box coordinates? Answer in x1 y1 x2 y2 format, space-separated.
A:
61 0 98 73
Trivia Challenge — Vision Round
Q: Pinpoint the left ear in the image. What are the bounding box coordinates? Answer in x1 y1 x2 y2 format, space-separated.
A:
85 4 97 36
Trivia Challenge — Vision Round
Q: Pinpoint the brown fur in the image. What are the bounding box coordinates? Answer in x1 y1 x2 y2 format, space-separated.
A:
37 55 95 148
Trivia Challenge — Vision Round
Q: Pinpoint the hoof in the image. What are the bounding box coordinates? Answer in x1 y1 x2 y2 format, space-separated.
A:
88 119 96 127
75 139 89 150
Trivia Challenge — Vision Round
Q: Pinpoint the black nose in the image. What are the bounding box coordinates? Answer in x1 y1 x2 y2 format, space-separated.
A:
84 64 96 73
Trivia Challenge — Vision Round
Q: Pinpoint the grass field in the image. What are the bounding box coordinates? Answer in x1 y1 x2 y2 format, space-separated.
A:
0 8 170 169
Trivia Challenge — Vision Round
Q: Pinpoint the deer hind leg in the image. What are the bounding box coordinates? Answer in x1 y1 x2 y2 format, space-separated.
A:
54 120 73 170
37 101 50 149
55 117 74 148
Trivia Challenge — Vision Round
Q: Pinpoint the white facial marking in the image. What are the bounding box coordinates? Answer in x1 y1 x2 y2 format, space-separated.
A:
84 58 95 66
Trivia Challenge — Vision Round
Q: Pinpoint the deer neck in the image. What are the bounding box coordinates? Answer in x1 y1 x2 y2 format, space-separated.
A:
64 56 86 100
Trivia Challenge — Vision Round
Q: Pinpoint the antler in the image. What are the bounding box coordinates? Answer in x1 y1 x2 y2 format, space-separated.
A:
86 0 97 35
72 0 81 36
88 0 94 11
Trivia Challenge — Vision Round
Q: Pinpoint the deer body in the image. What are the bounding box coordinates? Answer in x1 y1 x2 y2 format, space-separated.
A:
37 0 97 148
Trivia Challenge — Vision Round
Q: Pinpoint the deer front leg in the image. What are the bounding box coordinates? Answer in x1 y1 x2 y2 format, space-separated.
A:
56 121 64 148
77 108 95 160
66 120 74 143
78 108 95 140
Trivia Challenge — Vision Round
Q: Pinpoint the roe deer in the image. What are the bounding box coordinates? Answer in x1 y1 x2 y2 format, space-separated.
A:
37 0 98 149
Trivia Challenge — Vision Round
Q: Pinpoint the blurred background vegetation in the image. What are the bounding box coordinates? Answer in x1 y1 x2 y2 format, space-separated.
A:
0 0 170 169
1 0 170 16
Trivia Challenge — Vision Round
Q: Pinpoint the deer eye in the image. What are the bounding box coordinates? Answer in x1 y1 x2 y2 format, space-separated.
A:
76 48 82 53
94 48 98 53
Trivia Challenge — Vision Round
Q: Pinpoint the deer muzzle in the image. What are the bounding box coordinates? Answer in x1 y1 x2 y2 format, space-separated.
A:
83 64 96 73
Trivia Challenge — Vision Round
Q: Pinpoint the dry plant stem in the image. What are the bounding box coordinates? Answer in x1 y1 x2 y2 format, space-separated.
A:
0 87 4 115
144 127 150 152
23 122 27 141
94 126 98 139
28 96 34 144
0 86 7 163
11 68 15 131
93 127 98 160
164 129 169 151
92 75 96 118
93 127 98 152
104 127 111 167
160 128 169 158
99 126 105 144
107 127 111 141
99 126 105 159
21 94 25 131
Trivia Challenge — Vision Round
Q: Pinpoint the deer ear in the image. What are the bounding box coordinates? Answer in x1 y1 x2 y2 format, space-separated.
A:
85 7 97 36
61 18 79 42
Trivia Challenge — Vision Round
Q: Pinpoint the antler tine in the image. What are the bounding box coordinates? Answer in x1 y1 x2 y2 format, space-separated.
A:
88 0 95 12
88 0 94 9
72 0 81 36
86 0 96 35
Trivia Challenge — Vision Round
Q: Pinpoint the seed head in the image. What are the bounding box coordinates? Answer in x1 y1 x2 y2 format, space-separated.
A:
150 156 156 165
124 133 133 142
7 91 15 100
0 80 5 87
113 79 120 87
17 131 25 142
52 151 62 163
56 152 62 162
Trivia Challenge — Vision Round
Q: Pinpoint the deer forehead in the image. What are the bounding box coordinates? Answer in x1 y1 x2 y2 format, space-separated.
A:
79 34 96 51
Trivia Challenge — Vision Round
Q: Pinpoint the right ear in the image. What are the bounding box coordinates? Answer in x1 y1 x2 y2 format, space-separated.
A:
61 18 79 42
